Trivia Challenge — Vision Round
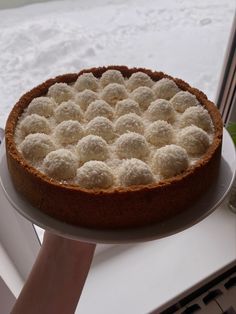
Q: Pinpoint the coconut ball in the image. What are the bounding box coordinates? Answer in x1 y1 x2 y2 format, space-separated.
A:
47 83 74 104
74 72 99 92
116 132 149 160
77 135 109 163
20 114 51 136
180 106 213 131
153 78 180 100
145 121 174 147
55 120 84 145
84 100 114 121
55 100 83 123
126 71 154 92
86 116 115 142
130 86 155 110
115 99 141 117
146 99 175 122
177 126 210 155
101 83 128 106
153 144 189 178
19 133 55 162
170 91 199 113
119 158 154 187
115 113 144 135
75 89 98 111
27 97 55 117
76 161 114 189
100 70 125 87
42 149 78 180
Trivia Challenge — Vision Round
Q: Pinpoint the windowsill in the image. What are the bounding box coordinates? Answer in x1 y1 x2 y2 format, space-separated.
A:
77 199 236 314
0 244 24 297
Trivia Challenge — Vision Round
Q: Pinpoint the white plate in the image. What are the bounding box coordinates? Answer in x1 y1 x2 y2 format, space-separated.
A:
0 129 235 243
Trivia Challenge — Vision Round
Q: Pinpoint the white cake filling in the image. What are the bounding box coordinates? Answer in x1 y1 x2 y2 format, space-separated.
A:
100 69 125 87
115 99 141 117
177 125 210 155
126 72 153 91
145 120 174 147
75 89 98 111
170 91 199 113
55 100 83 123
153 78 180 100
14 69 215 189
76 134 109 163
85 100 114 121
48 82 74 104
153 144 189 178
74 72 99 92
20 114 51 136
42 149 78 180
130 86 155 110
180 105 213 131
20 133 55 162
115 132 149 160
55 120 84 145
27 97 55 117
115 113 144 135
119 158 154 186
76 161 114 189
146 99 175 122
101 83 128 106
86 116 115 142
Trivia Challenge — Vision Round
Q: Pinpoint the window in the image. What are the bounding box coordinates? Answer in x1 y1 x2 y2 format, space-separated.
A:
217 14 236 124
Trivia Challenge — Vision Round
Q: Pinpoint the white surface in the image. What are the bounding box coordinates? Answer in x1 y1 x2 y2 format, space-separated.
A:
0 276 16 314
1 129 235 243
0 244 23 298
0 130 40 296
0 173 40 296
78 201 236 314
0 0 235 129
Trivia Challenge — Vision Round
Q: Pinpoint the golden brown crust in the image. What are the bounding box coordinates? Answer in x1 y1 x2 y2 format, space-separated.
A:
5 66 223 229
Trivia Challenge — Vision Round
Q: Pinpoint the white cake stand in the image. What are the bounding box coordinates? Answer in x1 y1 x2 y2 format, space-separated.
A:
0 128 235 244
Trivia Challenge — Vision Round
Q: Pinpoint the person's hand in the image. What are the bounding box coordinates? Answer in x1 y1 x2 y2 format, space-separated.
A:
12 231 96 314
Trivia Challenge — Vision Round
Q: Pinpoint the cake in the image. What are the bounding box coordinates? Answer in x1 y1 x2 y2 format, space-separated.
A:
5 66 223 229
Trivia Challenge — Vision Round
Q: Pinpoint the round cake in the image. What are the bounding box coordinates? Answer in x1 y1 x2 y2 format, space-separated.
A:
5 66 223 229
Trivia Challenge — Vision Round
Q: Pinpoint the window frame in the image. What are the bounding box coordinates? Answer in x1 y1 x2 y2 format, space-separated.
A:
216 14 236 124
